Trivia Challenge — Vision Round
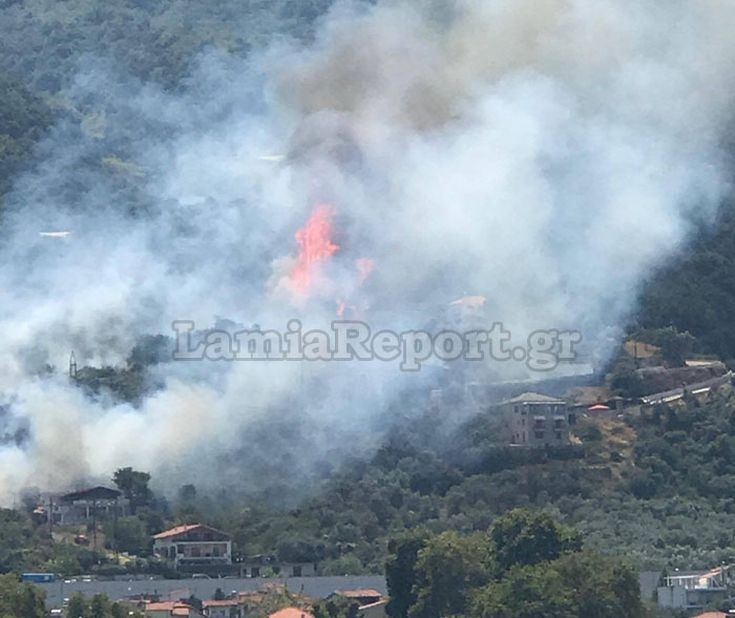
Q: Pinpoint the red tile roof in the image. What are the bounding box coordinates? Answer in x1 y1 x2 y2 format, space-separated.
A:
203 599 240 607
152 523 229 540
269 607 314 618
143 601 199 616
144 601 177 610
152 524 202 540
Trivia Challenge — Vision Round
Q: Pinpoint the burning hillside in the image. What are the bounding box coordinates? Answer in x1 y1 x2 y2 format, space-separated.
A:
1 0 735 500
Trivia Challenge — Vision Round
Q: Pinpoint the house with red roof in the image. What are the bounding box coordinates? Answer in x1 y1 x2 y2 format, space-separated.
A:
152 524 232 570
268 608 314 618
142 600 205 618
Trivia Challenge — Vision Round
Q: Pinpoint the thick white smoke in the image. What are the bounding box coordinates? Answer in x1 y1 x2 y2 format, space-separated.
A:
1 0 734 503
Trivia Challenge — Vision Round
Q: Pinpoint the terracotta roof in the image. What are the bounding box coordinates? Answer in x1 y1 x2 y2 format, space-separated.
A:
144 601 177 610
269 607 314 618
144 601 198 615
203 599 240 607
152 523 229 540
692 613 726 618
153 524 202 540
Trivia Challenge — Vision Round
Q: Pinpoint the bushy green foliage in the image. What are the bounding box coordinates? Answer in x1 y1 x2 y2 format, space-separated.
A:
64 592 143 618
209 392 735 573
313 596 361 618
112 467 152 512
0 73 50 202
102 516 150 556
385 511 644 618
637 204 735 362
471 551 644 618
409 531 490 618
8 393 735 577
631 394 735 499
0 0 335 91
489 508 582 573
386 530 429 618
0 573 46 618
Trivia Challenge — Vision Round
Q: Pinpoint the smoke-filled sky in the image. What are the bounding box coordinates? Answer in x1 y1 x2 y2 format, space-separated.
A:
1 0 734 503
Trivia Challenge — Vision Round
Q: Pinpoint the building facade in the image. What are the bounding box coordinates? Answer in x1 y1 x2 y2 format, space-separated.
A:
153 524 232 570
202 599 244 618
42 486 129 526
500 392 571 447
657 566 734 612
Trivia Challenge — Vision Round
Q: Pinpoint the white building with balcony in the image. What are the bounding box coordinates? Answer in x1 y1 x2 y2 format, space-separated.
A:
153 524 232 570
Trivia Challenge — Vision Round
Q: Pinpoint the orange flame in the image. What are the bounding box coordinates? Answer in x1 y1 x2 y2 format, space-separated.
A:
290 204 339 296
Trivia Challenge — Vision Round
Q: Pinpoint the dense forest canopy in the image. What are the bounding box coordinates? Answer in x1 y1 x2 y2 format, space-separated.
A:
0 0 335 91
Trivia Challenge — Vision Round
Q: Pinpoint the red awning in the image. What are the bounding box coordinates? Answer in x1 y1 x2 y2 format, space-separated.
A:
587 404 610 411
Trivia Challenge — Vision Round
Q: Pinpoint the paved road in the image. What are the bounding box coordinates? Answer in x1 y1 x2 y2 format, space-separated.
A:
38 575 387 608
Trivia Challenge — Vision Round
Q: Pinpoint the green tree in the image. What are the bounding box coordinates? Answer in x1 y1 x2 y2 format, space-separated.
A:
89 594 111 618
104 516 149 556
66 592 89 618
409 531 490 618
0 73 50 203
471 551 644 618
489 509 581 573
385 530 428 618
471 564 574 618
0 574 46 618
112 468 152 513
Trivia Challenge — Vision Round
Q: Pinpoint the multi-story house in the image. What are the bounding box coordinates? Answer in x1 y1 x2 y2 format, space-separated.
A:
153 524 232 570
500 392 571 447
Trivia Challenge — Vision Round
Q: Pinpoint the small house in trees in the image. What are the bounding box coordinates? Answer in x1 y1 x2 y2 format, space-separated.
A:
153 524 232 569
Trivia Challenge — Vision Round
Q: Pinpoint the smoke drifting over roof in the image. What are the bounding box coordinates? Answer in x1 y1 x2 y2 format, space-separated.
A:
1 0 734 502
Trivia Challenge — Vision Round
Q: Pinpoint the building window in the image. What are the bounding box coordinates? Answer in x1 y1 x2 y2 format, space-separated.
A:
251 567 260 578
293 565 302 577
555 432 562 440
534 431 544 440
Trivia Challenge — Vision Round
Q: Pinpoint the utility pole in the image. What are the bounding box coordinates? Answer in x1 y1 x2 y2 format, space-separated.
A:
91 499 97 551
113 497 119 563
